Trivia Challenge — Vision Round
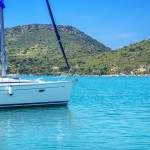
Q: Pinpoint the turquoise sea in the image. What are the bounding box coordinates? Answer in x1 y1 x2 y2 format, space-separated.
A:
0 76 150 150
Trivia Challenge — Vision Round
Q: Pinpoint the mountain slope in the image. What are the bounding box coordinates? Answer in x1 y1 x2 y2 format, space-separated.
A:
1 24 150 75
85 39 150 75
5 24 111 56
4 24 111 74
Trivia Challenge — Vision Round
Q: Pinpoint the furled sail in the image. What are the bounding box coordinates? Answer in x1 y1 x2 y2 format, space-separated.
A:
0 0 7 76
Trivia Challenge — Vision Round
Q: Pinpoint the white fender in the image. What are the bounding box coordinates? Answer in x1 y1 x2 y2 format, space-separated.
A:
8 86 13 96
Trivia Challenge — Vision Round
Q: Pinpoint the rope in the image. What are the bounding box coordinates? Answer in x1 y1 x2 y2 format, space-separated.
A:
77 80 112 105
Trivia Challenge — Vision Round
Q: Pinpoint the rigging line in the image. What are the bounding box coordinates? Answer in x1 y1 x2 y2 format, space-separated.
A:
45 0 70 72
77 80 112 105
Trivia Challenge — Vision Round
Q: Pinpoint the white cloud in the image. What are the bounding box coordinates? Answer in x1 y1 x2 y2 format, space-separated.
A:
115 33 135 38
98 33 135 39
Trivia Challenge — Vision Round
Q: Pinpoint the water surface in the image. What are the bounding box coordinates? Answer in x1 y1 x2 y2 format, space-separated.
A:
0 76 150 149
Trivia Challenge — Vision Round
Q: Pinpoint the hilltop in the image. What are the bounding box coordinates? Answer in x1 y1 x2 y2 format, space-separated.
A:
5 24 110 56
4 24 111 75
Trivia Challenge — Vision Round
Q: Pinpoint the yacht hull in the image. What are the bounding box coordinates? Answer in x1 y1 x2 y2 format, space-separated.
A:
0 81 73 108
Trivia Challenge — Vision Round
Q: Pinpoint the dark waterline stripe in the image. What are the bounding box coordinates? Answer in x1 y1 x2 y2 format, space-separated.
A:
0 101 68 108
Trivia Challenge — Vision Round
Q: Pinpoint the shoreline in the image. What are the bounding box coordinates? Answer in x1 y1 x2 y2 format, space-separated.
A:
7 74 150 77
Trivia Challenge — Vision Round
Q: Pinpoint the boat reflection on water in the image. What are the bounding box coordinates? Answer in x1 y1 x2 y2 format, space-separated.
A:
0 106 73 148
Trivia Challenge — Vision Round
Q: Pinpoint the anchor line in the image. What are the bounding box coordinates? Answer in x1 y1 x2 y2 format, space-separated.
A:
78 81 112 105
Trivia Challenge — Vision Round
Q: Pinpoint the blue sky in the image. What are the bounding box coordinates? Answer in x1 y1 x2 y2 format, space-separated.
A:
3 0 150 49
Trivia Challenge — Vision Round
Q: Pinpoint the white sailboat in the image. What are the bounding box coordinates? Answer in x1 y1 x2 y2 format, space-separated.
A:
0 0 74 108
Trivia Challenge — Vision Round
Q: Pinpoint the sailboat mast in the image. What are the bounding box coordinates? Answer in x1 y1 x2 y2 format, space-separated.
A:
45 0 70 72
0 0 6 77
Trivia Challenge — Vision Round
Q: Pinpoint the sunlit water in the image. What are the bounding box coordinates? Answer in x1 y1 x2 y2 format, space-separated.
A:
0 76 150 150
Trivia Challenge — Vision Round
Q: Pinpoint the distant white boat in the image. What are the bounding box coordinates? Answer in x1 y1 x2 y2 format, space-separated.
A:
0 0 74 108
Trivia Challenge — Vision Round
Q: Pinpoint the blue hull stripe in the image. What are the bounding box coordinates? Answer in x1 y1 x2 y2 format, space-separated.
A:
0 101 68 108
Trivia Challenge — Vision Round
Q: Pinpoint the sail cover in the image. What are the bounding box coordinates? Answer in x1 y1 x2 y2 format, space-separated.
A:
0 0 5 9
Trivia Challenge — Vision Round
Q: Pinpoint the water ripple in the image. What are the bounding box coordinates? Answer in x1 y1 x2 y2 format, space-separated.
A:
0 76 150 149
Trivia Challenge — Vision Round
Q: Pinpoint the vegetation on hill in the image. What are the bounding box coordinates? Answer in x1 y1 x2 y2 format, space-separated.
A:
4 24 111 75
82 39 150 75
1 24 150 75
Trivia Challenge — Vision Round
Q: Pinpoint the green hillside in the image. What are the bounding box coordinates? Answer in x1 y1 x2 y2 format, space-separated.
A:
5 24 110 56
86 39 150 75
4 24 111 75
1 24 150 75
